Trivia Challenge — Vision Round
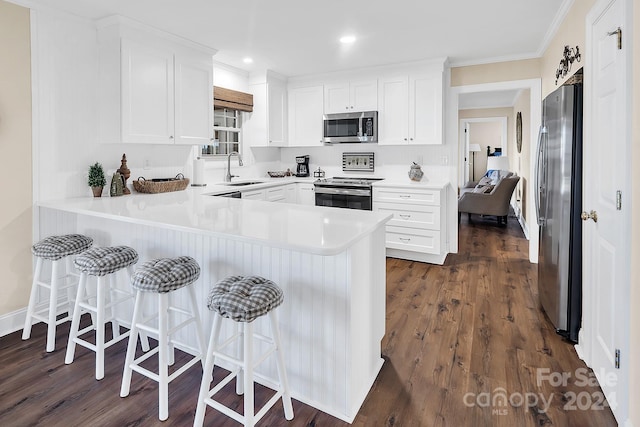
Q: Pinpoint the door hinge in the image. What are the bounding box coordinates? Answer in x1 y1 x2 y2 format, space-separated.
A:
608 27 622 50
615 349 621 369
616 190 622 210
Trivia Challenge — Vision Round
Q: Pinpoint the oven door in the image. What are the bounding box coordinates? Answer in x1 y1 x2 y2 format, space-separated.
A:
314 187 372 210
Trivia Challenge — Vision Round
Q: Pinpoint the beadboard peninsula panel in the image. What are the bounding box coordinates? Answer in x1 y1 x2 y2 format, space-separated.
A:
38 207 385 422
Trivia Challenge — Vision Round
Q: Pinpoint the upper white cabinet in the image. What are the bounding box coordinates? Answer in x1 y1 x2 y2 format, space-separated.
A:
246 73 287 147
324 80 377 113
288 85 324 146
378 73 443 145
98 17 215 145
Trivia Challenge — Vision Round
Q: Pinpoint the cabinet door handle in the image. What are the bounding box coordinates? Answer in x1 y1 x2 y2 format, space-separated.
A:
409 137 414 141
403 138 408 141
399 237 411 242
169 135 174 139
398 214 411 219
399 195 411 199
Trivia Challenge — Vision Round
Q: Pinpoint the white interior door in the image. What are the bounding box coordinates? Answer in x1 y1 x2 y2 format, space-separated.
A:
583 0 631 422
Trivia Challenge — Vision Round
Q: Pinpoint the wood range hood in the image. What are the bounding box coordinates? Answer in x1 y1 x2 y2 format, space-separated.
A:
213 86 253 112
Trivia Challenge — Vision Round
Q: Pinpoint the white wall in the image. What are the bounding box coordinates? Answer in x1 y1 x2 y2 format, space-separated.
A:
32 8 195 202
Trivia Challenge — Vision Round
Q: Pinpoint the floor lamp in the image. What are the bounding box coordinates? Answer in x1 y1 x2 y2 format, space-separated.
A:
469 144 481 181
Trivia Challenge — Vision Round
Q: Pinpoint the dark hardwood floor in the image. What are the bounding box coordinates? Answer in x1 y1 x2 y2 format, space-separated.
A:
0 217 617 426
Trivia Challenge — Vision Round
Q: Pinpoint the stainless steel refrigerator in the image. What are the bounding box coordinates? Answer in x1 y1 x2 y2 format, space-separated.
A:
536 73 583 343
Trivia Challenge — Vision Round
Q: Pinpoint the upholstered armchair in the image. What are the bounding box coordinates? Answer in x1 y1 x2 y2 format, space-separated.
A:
458 176 520 225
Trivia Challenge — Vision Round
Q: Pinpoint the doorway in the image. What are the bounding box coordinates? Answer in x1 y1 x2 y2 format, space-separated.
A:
449 79 542 262
459 117 508 184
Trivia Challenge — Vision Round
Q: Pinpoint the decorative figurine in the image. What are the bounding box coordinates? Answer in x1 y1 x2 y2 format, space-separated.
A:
110 172 124 196
408 162 424 181
118 153 131 195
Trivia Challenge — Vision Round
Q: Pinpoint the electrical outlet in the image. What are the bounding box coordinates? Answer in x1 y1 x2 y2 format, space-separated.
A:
417 155 424 165
441 155 449 165
143 159 151 170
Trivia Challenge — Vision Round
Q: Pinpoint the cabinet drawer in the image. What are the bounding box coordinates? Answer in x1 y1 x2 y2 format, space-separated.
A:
374 188 440 205
266 187 286 202
385 226 441 254
242 189 265 200
375 202 440 230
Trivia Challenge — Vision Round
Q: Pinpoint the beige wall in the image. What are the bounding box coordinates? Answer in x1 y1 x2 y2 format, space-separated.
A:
511 89 531 221
0 1 32 317
451 58 541 87
540 0 596 97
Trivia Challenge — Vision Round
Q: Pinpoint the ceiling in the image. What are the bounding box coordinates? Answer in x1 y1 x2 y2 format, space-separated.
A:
27 0 568 77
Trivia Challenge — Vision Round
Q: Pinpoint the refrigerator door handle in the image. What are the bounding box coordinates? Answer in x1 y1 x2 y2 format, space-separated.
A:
535 125 547 226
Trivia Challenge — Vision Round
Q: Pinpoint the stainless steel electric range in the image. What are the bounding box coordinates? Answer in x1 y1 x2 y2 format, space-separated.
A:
314 152 383 210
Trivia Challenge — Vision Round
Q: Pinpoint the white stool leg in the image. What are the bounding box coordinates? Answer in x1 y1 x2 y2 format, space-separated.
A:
167 292 175 367
109 274 120 339
158 293 170 421
96 275 106 380
236 321 244 395
187 285 206 369
22 258 43 340
65 272 88 364
45 260 61 352
127 266 150 352
64 257 76 317
194 313 222 427
269 310 294 420
121 290 144 397
244 321 255 427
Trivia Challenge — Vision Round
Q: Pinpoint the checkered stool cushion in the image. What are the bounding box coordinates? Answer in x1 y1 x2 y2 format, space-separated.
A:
74 246 138 276
207 276 284 323
32 234 93 261
131 256 200 293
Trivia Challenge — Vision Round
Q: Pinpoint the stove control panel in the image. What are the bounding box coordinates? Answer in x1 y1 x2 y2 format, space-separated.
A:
343 152 375 172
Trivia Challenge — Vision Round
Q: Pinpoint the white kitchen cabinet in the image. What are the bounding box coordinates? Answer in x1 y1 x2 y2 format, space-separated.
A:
288 86 324 146
324 80 377 113
296 183 316 205
373 185 447 264
265 186 287 203
97 18 214 145
285 183 297 203
246 74 288 147
378 73 443 145
241 189 266 200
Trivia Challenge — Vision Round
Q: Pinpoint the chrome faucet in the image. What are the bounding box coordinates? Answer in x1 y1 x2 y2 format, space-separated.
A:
225 151 243 182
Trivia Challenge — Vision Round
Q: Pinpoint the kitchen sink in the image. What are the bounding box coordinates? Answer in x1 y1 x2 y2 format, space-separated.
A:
224 181 265 186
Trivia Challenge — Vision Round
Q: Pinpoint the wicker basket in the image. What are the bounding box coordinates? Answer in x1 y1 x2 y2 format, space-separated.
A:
133 174 190 194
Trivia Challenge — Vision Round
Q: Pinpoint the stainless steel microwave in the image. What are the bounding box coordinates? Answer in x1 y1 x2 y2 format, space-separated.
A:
323 111 378 144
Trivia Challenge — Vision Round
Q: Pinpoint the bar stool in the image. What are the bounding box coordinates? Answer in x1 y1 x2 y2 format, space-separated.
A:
120 256 206 421
65 245 148 380
194 275 294 427
22 234 93 352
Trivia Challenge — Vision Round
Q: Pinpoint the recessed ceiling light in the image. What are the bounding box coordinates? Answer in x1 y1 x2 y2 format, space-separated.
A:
243 57 253 64
340 35 356 44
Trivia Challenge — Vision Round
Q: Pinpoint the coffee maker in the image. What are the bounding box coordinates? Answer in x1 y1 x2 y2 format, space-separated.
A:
296 155 310 177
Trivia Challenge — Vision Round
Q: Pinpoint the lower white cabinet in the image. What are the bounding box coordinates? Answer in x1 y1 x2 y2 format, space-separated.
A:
241 189 266 200
265 186 287 203
373 185 447 264
296 183 316 205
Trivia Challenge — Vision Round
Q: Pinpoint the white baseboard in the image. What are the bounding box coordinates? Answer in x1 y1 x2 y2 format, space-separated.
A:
0 308 27 338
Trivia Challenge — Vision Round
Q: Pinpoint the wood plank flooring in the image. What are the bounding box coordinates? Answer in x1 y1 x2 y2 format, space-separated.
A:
0 217 617 426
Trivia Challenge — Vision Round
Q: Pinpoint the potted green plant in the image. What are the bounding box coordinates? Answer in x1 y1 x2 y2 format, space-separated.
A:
88 162 106 197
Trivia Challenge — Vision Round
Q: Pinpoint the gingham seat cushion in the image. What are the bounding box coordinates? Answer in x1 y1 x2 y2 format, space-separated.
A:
207 276 284 323
131 256 200 293
32 234 93 260
74 246 138 276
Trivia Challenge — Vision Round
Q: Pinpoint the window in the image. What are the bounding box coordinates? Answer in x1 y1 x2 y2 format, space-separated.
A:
200 107 242 157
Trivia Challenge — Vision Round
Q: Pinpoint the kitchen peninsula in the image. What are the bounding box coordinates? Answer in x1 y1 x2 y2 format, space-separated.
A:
37 188 391 423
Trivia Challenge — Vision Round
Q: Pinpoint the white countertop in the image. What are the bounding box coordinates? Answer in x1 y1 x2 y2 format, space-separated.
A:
372 178 449 189
39 185 392 256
